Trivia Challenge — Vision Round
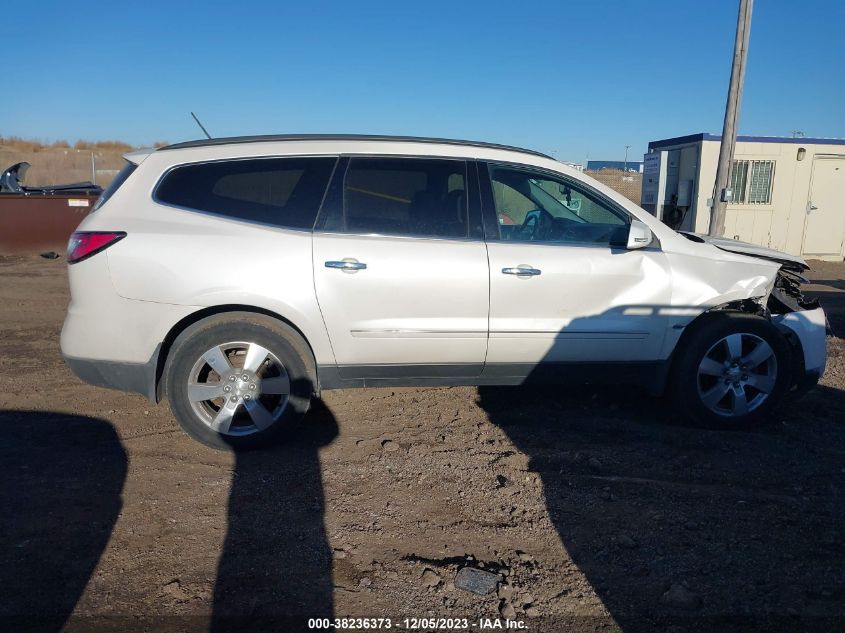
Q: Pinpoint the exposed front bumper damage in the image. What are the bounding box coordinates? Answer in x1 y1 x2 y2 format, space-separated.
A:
772 307 827 383
767 267 827 390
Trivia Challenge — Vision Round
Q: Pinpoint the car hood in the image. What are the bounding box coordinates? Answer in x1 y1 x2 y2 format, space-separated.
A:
679 232 809 271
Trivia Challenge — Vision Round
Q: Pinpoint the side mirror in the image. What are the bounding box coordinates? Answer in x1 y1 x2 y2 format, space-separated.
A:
627 219 653 250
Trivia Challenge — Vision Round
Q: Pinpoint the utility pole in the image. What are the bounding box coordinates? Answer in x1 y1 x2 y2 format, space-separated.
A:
708 0 753 237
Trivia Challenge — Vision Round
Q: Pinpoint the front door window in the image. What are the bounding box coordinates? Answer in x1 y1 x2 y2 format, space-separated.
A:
489 166 629 246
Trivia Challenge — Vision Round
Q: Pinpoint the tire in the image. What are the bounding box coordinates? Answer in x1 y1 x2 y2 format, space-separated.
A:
670 311 791 430
165 313 314 450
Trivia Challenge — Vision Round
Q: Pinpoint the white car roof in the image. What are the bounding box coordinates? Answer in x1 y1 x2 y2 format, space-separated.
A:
126 134 569 174
159 134 553 159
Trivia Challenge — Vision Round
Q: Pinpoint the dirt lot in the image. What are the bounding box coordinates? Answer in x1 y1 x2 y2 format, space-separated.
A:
1 255 844 632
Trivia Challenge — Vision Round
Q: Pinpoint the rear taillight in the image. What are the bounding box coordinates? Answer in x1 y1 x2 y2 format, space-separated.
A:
67 231 126 264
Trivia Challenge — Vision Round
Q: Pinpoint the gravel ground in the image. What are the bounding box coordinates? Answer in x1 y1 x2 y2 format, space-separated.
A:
1 254 843 632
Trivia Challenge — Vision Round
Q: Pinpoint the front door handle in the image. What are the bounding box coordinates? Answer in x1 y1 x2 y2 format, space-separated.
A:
325 259 367 271
502 266 541 276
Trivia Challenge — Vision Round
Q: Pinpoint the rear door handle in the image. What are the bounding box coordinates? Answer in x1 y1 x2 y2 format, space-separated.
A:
502 266 541 276
325 260 367 271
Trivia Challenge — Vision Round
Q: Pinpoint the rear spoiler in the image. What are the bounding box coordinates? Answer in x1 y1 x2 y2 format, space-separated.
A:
123 149 155 166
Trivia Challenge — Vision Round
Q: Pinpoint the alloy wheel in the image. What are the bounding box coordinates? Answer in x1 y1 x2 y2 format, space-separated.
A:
696 332 778 418
187 341 290 436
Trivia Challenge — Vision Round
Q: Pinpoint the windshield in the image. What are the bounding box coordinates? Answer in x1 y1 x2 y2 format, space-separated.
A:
527 179 586 223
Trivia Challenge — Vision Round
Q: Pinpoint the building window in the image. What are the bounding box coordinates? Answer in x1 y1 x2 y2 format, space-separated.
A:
729 161 749 203
748 160 775 204
729 160 775 205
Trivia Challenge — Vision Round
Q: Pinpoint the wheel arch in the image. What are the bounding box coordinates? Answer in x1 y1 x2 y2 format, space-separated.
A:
154 305 319 402
655 300 769 396
661 300 797 395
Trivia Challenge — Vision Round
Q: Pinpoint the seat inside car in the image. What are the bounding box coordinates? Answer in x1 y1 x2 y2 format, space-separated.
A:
408 187 465 237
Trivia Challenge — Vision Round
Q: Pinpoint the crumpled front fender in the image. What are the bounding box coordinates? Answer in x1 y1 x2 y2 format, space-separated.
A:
658 254 780 358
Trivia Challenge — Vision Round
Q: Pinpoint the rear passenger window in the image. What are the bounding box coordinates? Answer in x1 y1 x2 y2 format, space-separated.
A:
339 158 468 238
155 157 336 229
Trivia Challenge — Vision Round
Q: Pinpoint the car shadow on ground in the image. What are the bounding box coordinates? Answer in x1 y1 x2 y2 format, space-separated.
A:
211 400 338 632
809 280 845 292
0 410 127 632
477 381 845 631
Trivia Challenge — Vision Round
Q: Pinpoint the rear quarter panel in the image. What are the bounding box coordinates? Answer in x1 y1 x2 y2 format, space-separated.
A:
101 202 336 366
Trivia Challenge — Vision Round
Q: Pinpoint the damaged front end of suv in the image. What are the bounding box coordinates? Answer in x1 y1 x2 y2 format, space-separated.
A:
681 232 828 396
767 262 827 394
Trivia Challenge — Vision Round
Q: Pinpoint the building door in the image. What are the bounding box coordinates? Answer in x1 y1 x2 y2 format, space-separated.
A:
803 157 845 258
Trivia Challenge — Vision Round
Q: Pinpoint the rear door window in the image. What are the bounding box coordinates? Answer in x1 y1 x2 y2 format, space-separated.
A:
155 157 336 229
331 158 469 238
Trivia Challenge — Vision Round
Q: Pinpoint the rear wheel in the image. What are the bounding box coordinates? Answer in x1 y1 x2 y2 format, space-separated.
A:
671 312 790 429
165 314 314 449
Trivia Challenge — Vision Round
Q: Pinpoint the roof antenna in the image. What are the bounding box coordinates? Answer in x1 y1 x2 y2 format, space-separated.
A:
190 112 212 139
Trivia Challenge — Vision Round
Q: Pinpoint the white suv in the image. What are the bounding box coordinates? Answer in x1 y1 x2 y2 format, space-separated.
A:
61 135 827 449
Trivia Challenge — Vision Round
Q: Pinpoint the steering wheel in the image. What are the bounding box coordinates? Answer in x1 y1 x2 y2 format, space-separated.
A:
518 208 554 240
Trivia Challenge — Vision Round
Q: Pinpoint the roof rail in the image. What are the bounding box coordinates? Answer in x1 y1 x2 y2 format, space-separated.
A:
159 134 553 159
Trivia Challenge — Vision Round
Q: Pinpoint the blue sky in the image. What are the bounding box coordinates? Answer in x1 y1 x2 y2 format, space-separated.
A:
4 0 843 162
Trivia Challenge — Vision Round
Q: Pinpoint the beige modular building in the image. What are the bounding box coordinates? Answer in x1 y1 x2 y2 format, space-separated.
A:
641 133 845 260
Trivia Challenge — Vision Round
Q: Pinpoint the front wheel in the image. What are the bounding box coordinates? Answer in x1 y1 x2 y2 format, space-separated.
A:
671 312 791 429
165 314 314 450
